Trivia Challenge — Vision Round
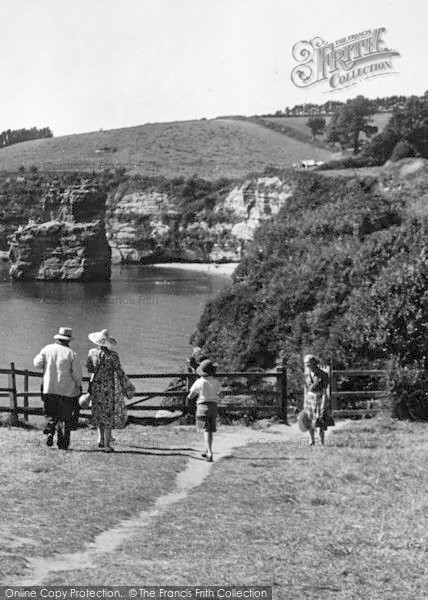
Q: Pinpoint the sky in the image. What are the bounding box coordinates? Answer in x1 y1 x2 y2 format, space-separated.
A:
0 0 426 136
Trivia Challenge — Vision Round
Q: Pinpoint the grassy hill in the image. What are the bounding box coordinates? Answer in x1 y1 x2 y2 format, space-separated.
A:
0 118 334 180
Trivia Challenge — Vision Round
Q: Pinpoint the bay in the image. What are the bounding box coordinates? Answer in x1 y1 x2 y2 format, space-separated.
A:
0 263 230 380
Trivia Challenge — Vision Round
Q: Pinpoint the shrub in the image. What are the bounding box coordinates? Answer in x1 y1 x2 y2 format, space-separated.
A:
387 358 428 420
390 140 417 162
317 155 379 170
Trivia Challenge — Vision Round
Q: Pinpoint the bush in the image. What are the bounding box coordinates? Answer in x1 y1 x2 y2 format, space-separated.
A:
390 140 417 162
388 358 428 420
317 155 379 170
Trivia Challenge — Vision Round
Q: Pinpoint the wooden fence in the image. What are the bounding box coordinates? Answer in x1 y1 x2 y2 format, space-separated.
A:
329 364 388 418
0 362 288 425
0 361 390 425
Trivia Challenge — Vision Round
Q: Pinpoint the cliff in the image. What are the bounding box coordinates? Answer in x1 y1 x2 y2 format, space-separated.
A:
2 171 300 273
8 184 111 281
4 160 427 282
106 176 297 263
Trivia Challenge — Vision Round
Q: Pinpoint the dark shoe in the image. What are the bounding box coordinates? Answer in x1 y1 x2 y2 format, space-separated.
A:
98 442 105 448
46 434 54 447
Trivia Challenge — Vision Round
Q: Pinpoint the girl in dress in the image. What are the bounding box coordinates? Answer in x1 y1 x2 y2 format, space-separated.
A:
303 354 334 446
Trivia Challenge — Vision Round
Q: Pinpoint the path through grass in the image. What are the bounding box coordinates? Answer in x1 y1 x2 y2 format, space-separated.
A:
0 424 196 581
31 417 428 599
2 417 427 599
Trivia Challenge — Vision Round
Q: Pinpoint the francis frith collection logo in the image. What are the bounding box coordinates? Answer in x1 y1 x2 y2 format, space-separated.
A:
291 27 400 91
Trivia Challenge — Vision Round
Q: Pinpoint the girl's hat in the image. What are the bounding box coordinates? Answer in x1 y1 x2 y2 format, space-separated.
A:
297 410 311 432
304 354 319 366
88 328 117 348
54 327 73 341
78 392 91 409
196 359 217 376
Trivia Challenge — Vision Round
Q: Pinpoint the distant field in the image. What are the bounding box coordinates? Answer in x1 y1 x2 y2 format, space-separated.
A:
0 118 334 180
263 113 392 143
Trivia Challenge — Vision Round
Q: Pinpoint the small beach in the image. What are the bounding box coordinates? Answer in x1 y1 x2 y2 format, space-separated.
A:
150 262 238 277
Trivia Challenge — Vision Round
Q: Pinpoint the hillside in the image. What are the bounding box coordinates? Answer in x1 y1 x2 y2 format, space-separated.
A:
192 158 428 405
0 118 333 180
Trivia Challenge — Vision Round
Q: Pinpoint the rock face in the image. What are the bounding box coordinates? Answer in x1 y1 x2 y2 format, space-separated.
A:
106 190 180 263
7 174 297 277
9 185 111 281
106 176 295 263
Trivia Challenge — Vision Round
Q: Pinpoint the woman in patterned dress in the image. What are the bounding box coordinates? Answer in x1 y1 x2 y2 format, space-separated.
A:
87 329 132 452
303 354 334 446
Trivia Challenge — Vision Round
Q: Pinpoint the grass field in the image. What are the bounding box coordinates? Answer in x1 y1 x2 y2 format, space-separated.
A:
0 118 333 180
0 424 196 581
1 416 427 598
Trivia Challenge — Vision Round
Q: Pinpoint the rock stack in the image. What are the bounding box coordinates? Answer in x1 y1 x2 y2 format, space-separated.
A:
9 184 111 281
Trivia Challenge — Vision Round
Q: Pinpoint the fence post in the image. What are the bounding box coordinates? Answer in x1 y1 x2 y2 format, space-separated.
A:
329 360 337 413
277 357 288 424
23 369 29 422
8 362 18 426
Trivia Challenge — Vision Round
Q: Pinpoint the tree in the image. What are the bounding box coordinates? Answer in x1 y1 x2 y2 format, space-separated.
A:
384 95 428 157
306 116 326 138
362 129 399 163
326 95 378 153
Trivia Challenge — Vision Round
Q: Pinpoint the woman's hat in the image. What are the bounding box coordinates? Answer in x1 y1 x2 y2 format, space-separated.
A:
54 327 73 341
297 410 311 432
304 354 318 366
88 328 117 347
196 359 217 376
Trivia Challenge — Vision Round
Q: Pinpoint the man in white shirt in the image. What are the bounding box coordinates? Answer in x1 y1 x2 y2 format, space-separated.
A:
33 327 82 449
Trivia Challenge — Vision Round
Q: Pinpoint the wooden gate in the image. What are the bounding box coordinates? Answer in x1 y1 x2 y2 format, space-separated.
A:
328 364 388 418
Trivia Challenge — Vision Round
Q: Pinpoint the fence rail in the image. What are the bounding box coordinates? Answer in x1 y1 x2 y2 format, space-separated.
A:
0 362 288 425
0 361 391 425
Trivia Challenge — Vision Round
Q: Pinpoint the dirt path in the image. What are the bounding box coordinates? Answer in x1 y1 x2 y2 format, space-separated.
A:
14 422 337 585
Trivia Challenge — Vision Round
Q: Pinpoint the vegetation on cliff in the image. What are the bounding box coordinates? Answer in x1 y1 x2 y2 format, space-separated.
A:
192 160 428 410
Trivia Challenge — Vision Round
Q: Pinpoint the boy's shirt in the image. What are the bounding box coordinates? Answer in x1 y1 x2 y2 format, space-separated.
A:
188 375 221 404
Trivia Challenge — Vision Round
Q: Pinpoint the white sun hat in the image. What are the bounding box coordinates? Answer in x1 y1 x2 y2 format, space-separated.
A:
88 328 117 348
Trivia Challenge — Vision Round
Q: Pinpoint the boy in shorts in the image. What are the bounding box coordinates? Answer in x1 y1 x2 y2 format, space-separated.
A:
186 359 220 462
